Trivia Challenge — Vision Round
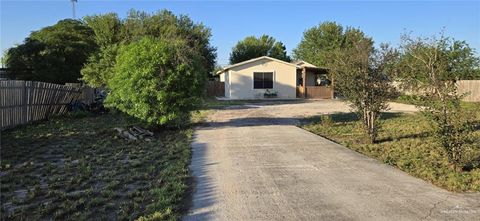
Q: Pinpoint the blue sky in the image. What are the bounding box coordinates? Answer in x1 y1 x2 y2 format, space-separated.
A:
1 0 479 65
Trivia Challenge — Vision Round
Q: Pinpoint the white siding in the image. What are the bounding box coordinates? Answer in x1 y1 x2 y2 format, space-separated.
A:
228 58 296 99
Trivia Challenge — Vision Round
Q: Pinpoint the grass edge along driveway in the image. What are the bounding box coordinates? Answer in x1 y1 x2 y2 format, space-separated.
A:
301 104 480 192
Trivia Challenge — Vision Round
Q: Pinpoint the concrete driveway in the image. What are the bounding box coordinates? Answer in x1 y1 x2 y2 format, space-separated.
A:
183 100 480 221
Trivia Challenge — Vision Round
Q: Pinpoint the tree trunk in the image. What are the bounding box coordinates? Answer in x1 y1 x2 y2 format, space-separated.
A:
363 108 377 144
369 111 376 144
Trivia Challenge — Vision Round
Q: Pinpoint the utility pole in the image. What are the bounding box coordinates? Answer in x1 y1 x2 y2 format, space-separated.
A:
71 0 77 19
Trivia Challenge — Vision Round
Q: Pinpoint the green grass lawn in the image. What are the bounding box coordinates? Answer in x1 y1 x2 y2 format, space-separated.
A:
1 112 193 220
200 97 308 110
302 104 480 192
201 98 250 109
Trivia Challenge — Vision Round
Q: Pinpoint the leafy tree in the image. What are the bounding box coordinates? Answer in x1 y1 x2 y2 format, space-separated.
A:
1 52 7 68
81 10 216 87
293 22 343 66
80 44 119 87
83 13 122 48
293 21 371 68
330 39 399 143
105 37 207 126
397 33 480 169
6 19 97 84
229 35 291 64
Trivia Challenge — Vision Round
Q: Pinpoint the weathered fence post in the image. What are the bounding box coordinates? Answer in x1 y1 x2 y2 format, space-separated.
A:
22 81 28 125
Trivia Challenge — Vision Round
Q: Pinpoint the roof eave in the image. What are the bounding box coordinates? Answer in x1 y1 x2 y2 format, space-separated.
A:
216 56 299 74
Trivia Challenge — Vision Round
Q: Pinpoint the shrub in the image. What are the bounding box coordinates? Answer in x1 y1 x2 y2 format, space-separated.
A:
330 41 399 143
81 44 119 87
320 115 334 127
105 37 207 126
397 33 480 169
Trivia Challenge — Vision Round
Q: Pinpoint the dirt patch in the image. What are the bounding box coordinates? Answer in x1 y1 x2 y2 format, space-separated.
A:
1 113 192 220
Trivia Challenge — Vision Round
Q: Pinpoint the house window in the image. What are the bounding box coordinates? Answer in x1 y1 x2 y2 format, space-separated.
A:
253 72 273 89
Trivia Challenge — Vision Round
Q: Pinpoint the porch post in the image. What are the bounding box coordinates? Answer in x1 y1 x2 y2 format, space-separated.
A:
302 67 307 98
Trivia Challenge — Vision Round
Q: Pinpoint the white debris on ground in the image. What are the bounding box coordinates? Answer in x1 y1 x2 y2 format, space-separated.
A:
114 126 154 141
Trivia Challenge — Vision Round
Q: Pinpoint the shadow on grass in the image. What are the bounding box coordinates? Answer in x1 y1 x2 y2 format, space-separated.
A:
199 98 314 111
302 112 435 144
303 112 403 124
472 120 480 132
375 131 431 143
463 156 480 172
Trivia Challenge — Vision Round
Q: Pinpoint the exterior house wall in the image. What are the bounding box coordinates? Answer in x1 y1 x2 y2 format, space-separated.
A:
219 73 225 82
219 71 231 98
228 59 296 99
224 71 230 98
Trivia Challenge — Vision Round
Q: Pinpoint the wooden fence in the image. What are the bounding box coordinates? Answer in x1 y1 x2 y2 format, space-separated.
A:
457 80 480 102
296 86 304 98
1 80 82 130
394 80 480 102
206 81 224 97
305 86 334 99
297 86 334 99
65 83 96 105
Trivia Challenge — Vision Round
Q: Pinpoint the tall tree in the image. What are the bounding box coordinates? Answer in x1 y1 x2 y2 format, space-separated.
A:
293 21 371 68
81 10 216 87
293 21 343 67
229 35 291 64
397 33 480 169
6 19 97 84
81 13 123 86
83 13 122 48
81 44 119 87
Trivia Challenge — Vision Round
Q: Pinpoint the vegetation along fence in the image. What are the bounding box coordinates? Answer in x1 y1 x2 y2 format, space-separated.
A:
1 80 82 130
65 83 96 105
206 81 225 97
457 80 480 102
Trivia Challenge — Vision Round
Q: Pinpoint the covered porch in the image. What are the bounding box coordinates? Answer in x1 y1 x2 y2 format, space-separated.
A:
296 66 334 99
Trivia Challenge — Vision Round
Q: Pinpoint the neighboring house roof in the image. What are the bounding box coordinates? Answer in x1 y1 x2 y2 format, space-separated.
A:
216 56 299 75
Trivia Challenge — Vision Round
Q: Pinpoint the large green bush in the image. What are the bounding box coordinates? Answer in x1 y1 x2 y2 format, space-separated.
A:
105 37 207 126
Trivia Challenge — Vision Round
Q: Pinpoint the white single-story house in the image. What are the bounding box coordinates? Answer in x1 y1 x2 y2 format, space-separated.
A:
216 56 334 100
